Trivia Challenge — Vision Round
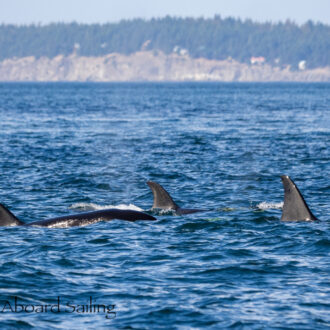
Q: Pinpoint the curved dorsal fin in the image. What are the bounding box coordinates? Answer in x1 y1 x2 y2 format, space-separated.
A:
0 203 24 226
147 181 180 211
281 175 317 221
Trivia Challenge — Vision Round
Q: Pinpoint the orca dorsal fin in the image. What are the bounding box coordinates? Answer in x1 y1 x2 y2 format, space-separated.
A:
147 181 180 212
281 175 317 221
0 203 24 226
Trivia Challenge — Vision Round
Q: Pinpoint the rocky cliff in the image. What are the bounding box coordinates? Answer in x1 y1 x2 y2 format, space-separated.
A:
1 51 329 82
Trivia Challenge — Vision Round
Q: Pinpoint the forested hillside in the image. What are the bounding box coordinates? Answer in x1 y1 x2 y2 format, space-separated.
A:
0 16 329 68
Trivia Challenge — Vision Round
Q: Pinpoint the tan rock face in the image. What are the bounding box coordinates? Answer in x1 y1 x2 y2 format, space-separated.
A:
0 51 329 82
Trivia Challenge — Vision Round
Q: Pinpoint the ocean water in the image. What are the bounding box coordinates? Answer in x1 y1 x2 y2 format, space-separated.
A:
0 82 329 329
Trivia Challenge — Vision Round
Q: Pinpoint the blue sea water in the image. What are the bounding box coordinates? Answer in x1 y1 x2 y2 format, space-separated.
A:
0 82 329 329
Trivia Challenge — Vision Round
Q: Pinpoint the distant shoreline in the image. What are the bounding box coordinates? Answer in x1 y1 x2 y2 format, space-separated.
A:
1 51 329 82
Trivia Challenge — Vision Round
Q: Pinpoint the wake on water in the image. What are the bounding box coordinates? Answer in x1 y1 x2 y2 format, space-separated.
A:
69 203 144 212
256 201 283 210
70 203 178 216
69 201 283 214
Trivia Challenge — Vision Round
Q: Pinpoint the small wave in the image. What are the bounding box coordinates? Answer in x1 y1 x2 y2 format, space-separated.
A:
256 201 283 210
69 203 144 212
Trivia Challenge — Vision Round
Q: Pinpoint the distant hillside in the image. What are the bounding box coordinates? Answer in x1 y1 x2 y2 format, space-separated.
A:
0 17 329 68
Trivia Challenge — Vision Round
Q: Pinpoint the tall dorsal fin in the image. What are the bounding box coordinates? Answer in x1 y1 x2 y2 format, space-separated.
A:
0 203 24 226
147 181 180 211
281 175 317 221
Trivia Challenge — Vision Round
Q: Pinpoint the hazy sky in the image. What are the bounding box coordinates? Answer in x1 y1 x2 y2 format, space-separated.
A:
0 0 329 25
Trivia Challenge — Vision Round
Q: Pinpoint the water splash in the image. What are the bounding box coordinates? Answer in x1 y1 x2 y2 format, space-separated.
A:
256 201 283 210
69 203 144 212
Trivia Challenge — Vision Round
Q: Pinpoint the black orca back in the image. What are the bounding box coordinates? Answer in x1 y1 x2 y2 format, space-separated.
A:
26 209 157 227
0 204 156 228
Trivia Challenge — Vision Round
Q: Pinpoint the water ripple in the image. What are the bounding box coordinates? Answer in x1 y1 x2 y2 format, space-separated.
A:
0 82 329 328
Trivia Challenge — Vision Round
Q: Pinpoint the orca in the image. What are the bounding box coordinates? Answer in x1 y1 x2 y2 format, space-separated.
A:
280 175 318 221
0 203 156 228
147 181 206 215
